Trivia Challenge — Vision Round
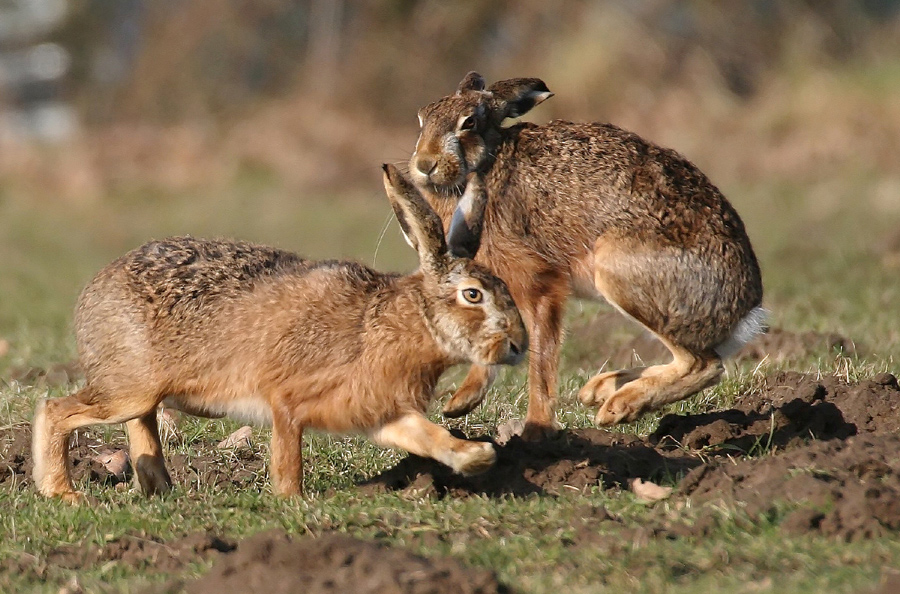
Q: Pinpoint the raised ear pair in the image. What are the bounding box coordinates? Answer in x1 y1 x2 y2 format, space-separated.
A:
456 71 553 121
381 165 486 272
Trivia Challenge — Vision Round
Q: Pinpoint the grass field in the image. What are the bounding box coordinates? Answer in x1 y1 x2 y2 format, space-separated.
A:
1 136 899 593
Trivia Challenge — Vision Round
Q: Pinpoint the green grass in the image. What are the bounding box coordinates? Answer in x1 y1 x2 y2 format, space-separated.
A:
2 165 900 593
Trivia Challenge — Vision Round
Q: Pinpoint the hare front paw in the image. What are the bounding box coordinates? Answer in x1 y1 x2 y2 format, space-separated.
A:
442 383 487 418
450 441 496 476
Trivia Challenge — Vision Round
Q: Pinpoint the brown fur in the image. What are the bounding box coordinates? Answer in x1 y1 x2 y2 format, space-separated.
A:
32 165 527 502
409 72 764 437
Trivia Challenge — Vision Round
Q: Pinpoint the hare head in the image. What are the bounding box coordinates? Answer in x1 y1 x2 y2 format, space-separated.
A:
410 71 552 192
382 164 526 367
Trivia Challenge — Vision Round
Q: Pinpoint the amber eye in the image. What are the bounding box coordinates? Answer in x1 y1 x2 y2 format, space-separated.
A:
459 115 476 131
461 288 483 304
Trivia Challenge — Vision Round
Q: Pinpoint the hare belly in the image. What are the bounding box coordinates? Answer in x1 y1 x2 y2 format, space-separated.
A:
163 394 273 426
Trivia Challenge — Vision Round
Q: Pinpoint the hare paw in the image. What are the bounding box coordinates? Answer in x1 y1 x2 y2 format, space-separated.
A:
578 371 621 407
133 455 172 496
55 491 90 505
452 441 496 476
496 418 561 444
442 385 486 418
594 394 642 426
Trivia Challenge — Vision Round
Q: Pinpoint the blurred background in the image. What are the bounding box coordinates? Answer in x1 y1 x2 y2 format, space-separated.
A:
1 0 899 371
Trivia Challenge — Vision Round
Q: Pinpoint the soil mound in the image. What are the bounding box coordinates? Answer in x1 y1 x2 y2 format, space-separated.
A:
650 370 900 452
1 531 234 587
366 371 900 541
169 530 510 594
680 434 900 541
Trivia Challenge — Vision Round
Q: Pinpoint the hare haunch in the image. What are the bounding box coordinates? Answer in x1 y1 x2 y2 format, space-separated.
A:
407 72 764 439
32 165 526 502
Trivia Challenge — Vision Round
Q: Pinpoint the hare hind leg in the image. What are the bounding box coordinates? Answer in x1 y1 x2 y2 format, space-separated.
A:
126 412 171 495
370 412 496 476
33 387 159 502
580 234 724 425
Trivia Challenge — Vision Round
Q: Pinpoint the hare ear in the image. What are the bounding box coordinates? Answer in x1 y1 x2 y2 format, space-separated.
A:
488 77 553 120
447 173 487 259
382 164 448 276
457 71 486 95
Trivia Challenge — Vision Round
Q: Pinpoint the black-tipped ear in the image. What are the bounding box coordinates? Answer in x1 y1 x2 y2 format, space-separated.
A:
487 77 553 120
456 71 486 95
447 173 487 259
382 164 448 276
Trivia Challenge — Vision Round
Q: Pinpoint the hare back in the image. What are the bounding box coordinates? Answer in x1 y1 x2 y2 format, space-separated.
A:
82 236 391 325
74 237 413 405
484 121 758 261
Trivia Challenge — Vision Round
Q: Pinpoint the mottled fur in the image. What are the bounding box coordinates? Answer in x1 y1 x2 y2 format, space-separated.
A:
32 165 527 502
409 72 764 436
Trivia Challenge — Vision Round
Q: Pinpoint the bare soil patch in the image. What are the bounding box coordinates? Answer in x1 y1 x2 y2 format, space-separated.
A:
164 530 510 594
364 371 900 543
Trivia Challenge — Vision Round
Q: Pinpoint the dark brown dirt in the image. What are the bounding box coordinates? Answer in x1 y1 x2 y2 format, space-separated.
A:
4 370 900 589
364 371 900 542
1 531 234 589
159 530 510 594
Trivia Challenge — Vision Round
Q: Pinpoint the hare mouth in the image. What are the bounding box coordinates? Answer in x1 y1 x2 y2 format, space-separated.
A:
424 178 466 198
497 339 527 366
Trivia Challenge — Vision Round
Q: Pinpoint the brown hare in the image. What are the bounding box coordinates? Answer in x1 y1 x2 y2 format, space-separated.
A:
407 72 764 439
32 164 527 502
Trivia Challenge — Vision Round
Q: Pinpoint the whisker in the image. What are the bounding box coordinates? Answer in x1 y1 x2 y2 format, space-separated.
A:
372 208 395 268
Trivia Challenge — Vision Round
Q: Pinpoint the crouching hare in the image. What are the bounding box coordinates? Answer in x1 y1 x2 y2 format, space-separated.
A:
32 164 526 502
408 72 764 438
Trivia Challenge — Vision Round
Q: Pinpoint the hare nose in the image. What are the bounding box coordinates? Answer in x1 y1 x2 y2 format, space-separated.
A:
416 156 437 176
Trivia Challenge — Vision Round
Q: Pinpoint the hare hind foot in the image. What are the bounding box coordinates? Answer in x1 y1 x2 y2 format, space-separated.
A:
593 359 723 426
578 367 657 408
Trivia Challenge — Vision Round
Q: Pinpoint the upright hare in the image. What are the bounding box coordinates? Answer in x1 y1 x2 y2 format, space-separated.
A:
32 165 527 502
407 72 764 439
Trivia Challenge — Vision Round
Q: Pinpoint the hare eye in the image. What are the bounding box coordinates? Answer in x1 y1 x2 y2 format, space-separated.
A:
459 115 476 131
462 288 483 304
